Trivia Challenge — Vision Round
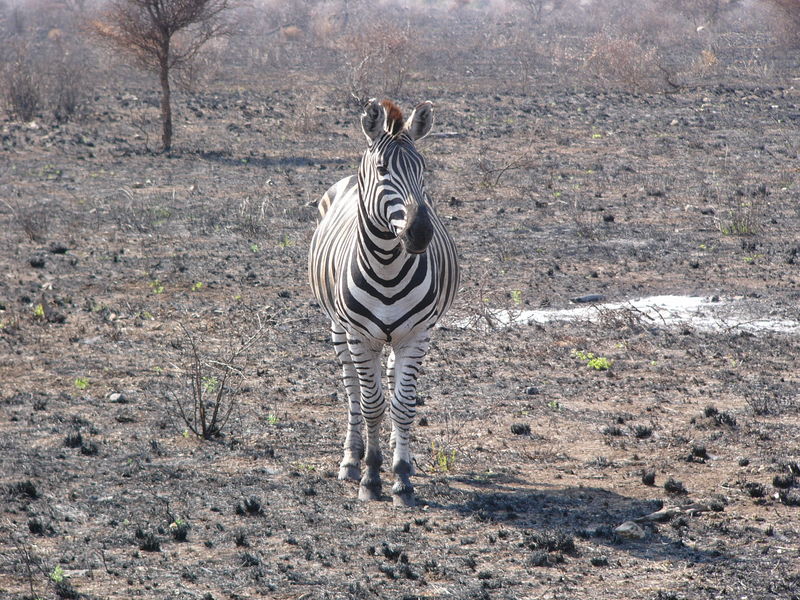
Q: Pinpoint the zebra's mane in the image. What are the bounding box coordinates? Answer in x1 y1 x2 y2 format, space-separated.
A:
380 99 404 138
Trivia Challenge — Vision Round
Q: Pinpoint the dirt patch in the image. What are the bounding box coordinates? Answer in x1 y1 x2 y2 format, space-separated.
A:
2 5 800 600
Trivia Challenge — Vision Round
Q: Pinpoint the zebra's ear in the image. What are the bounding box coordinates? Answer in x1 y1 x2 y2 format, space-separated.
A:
405 101 434 141
361 98 387 142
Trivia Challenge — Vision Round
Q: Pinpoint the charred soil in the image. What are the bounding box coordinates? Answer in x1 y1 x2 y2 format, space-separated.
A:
2 17 800 600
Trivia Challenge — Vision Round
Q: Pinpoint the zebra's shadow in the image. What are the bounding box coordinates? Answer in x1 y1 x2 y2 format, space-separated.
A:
419 473 724 564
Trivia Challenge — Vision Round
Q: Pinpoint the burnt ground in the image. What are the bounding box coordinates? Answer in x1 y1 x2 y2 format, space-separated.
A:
2 40 800 600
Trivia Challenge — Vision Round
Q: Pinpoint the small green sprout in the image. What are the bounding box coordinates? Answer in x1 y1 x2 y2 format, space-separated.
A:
202 376 219 394
266 413 279 426
431 442 457 472
33 303 45 319
150 280 165 294
510 289 522 305
191 281 204 292
50 565 64 583
571 349 613 371
249 243 260 253
74 377 90 390
278 234 295 249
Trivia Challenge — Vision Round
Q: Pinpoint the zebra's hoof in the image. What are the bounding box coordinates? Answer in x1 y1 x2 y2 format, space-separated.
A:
392 491 416 508
339 464 361 481
392 479 415 507
358 483 382 502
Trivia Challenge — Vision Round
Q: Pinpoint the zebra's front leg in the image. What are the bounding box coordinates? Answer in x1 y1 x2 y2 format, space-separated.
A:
333 324 363 481
388 349 415 477
347 337 385 501
389 339 429 507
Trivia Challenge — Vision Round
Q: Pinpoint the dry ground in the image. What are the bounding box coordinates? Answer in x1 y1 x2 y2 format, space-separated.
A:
2 26 800 600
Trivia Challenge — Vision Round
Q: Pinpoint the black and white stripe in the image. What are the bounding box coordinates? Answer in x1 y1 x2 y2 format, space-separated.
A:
308 99 458 507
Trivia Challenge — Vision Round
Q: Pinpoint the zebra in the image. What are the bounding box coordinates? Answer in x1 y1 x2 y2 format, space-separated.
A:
308 98 459 507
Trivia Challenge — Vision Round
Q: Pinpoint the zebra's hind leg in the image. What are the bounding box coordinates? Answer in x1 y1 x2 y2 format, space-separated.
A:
333 324 363 481
389 338 429 508
347 336 385 501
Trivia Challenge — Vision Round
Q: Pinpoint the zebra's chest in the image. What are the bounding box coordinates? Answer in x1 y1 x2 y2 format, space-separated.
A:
335 255 436 343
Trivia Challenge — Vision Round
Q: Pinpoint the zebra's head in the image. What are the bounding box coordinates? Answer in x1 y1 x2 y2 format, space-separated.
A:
358 98 434 255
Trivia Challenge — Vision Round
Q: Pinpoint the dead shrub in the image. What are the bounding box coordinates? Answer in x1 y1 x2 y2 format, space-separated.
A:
172 37 226 93
2 196 51 242
583 32 672 92
49 43 93 121
2 41 43 121
340 20 416 102
293 99 326 134
763 0 800 48
167 318 268 440
281 25 303 41
0 31 93 122
692 48 720 76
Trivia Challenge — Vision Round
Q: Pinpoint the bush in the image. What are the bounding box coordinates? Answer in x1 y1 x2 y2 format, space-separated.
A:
584 32 671 92
1 34 92 122
167 318 267 440
2 41 42 121
339 19 417 102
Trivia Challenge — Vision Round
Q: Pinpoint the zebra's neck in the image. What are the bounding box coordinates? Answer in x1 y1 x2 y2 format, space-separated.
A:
355 191 412 276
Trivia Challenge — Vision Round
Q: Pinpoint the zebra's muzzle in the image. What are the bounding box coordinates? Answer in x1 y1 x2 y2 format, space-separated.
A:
401 201 433 254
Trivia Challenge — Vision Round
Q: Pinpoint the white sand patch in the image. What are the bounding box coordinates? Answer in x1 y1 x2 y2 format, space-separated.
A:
449 295 800 335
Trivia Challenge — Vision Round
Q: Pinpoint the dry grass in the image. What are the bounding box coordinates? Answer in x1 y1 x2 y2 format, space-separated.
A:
583 32 671 92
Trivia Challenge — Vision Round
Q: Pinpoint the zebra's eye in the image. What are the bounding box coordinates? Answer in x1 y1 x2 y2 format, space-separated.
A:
376 164 389 177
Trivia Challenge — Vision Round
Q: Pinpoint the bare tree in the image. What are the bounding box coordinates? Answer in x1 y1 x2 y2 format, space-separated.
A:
512 0 566 23
666 0 742 29
89 0 232 151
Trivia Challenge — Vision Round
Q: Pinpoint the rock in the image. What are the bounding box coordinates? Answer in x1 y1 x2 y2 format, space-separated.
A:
571 294 605 304
510 423 531 436
614 521 646 540
30 255 46 268
49 242 69 254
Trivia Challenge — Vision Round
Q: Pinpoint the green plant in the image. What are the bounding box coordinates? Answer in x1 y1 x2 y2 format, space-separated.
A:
169 518 190 541
249 243 260 253
278 234 294 249
266 413 279 426
74 377 90 390
510 289 523 305
431 441 457 472
571 349 613 371
718 202 759 236
202 375 219 394
49 565 64 584
33 303 45 320
191 281 204 292
150 279 165 294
